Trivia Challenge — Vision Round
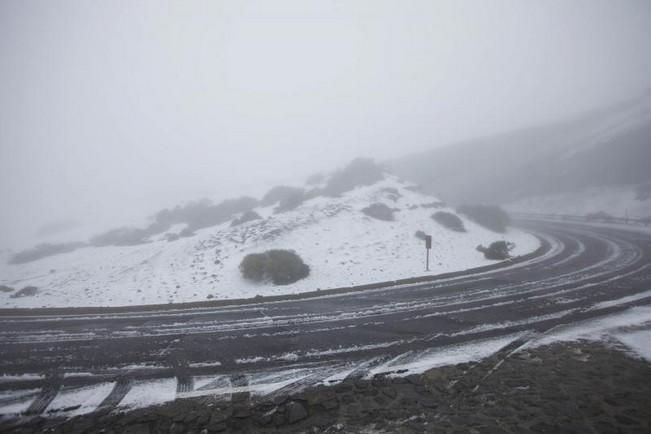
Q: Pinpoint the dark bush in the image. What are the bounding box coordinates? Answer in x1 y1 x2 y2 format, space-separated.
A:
323 158 385 196
10 286 38 298
9 242 87 264
361 203 395 221
476 241 515 260
239 253 268 282
414 230 428 241
261 186 304 207
239 250 310 285
0 285 14 293
432 211 466 232
381 187 401 202
231 210 262 226
457 205 511 233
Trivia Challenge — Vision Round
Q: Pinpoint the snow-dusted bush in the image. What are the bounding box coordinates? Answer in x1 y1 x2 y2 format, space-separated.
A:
477 241 515 260
10 286 38 298
457 205 511 233
414 230 428 240
432 211 465 232
240 250 310 285
361 203 395 221
381 187 401 202
231 210 262 226
0 285 14 293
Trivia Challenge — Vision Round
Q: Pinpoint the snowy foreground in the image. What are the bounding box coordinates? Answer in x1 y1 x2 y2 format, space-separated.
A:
0 176 538 308
1 306 649 419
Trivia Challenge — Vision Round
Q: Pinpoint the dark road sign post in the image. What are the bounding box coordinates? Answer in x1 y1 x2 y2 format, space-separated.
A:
425 235 432 271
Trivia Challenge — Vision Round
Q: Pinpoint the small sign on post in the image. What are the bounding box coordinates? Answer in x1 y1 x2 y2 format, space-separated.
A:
425 235 432 271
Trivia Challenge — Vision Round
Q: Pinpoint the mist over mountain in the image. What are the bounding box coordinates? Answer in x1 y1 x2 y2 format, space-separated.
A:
389 92 651 206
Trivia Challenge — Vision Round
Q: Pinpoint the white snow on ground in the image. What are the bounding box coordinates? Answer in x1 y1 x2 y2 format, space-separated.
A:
0 176 539 308
45 382 114 417
531 305 651 362
614 331 651 362
119 378 177 410
508 185 651 220
0 389 39 416
367 333 524 378
0 374 43 383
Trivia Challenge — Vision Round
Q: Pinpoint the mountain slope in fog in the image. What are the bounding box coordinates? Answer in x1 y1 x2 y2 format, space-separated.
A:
390 92 651 205
0 172 537 308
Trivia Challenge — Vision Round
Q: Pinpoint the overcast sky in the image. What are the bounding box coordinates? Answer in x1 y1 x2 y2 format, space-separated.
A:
1 0 651 249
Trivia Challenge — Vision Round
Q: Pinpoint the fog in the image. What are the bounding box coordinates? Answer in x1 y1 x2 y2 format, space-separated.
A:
1 0 651 250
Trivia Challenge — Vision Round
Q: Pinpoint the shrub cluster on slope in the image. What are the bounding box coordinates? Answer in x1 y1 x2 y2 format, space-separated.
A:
261 186 305 207
89 196 258 248
231 210 263 227
431 211 466 232
240 250 310 285
322 158 385 196
361 203 395 221
9 242 87 265
477 241 515 260
154 196 258 233
274 190 307 214
457 205 511 233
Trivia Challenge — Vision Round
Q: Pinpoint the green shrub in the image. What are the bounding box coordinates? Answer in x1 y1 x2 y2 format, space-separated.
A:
239 250 310 285
477 241 515 260
457 205 511 233
432 211 465 232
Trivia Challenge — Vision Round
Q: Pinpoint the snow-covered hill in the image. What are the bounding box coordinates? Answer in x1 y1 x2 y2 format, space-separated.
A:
0 175 539 308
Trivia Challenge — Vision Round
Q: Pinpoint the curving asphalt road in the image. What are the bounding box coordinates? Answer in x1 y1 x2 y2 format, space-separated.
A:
1 218 651 418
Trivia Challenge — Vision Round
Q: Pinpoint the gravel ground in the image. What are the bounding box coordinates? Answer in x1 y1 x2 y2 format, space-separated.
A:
3 340 650 433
